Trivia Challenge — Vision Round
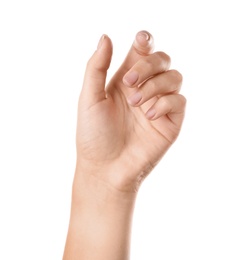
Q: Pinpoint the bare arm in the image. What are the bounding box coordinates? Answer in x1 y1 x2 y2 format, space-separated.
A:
63 31 186 260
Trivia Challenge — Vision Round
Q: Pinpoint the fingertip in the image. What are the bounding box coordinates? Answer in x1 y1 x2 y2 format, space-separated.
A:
97 34 107 50
127 91 142 106
135 31 151 46
122 71 139 87
97 34 113 52
133 30 154 54
145 108 157 120
91 34 113 71
82 34 113 105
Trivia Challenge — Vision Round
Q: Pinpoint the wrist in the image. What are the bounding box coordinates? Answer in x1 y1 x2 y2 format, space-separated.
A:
72 161 137 208
74 155 149 195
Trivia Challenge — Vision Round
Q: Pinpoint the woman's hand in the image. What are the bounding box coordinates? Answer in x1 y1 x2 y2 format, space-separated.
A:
76 31 186 193
63 31 186 260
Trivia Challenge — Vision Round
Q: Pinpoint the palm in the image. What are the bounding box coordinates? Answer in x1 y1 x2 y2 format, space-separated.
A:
77 78 180 176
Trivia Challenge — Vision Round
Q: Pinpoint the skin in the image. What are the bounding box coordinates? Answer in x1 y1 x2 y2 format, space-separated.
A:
63 30 186 260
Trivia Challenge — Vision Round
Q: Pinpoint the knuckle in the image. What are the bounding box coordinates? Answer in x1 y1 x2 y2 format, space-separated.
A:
156 51 171 67
169 69 183 83
180 94 187 107
160 97 171 109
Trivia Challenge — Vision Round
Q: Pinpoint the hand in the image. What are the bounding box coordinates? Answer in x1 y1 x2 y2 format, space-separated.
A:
63 31 186 260
76 31 186 193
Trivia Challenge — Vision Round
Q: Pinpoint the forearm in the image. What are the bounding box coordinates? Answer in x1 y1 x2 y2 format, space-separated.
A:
63 165 137 260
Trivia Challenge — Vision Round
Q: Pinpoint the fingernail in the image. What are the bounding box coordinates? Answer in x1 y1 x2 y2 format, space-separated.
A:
123 71 139 86
134 31 154 53
97 34 106 50
137 31 150 41
146 108 156 119
127 92 142 105
135 31 151 46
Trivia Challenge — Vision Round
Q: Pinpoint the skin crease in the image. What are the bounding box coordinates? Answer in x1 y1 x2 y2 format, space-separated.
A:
63 31 186 260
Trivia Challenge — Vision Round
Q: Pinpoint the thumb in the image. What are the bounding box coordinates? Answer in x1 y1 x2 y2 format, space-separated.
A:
119 30 155 74
80 35 113 106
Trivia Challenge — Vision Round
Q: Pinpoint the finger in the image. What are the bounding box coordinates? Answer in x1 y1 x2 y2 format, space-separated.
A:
115 31 155 77
145 94 186 125
81 35 113 106
123 51 171 87
124 30 155 66
127 70 183 106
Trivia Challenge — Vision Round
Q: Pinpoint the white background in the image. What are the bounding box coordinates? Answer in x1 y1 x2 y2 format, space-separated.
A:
0 0 233 259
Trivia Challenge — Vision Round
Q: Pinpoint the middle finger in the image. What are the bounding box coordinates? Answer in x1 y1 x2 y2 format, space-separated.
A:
127 69 183 106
